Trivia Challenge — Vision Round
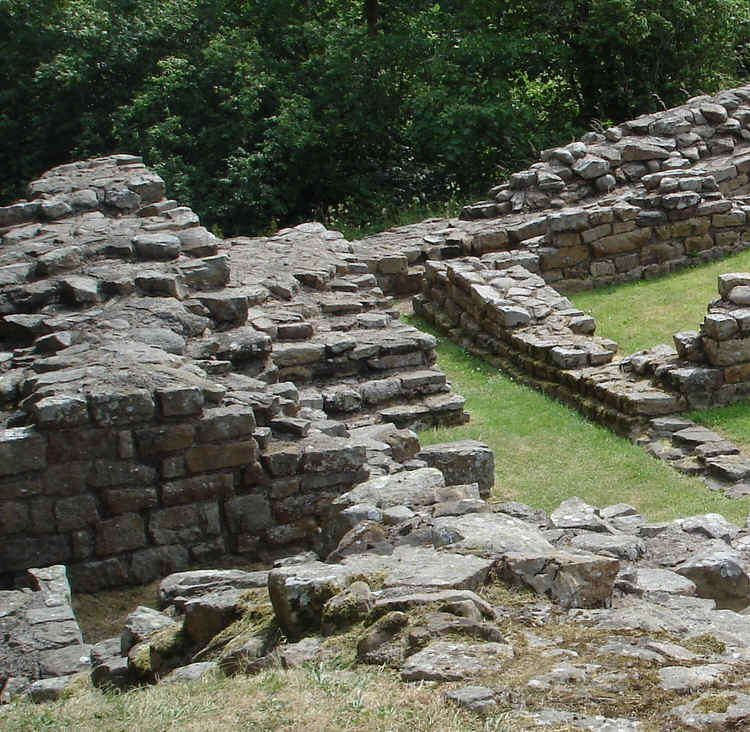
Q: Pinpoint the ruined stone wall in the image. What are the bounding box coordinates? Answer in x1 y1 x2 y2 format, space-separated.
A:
463 86 750 218
414 257 692 434
0 381 374 592
0 156 475 592
354 86 750 298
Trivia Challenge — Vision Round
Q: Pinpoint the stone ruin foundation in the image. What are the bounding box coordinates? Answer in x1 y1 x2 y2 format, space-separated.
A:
7 87 750 726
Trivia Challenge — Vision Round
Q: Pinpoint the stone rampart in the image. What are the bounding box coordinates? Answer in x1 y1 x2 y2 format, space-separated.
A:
353 86 750 297
414 257 687 434
463 86 750 218
0 156 478 591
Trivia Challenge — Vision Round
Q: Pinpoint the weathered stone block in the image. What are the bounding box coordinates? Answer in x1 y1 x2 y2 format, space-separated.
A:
130 545 190 586
95 513 147 556
88 389 155 426
224 494 274 534
591 228 651 257
703 337 750 366
88 460 157 488
132 233 181 260
196 293 248 325
301 436 366 473
262 444 302 477
539 246 587 271
417 441 494 497
185 440 255 473
32 395 89 429
0 427 46 477
47 428 118 463
0 534 71 572
155 386 204 417
103 486 159 513
703 313 739 341
161 473 234 506
149 502 221 545
55 494 99 532
197 406 256 442
134 424 195 456
718 272 750 298
0 500 29 534
724 362 750 383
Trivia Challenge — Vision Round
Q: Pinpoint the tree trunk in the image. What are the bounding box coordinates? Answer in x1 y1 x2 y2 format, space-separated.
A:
365 0 377 35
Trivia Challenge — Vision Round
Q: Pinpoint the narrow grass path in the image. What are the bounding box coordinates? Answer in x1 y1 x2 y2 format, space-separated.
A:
569 249 750 355
412 319 750 525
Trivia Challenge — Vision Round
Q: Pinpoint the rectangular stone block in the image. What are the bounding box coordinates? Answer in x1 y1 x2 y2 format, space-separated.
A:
0 534 71 572
102 486 159 513
88 460 157 488
161 473 234 506
0 500 29 534
715 230 739 247
581 223 612 244
87 388 155 426
261 444 302 477
225 494 274 534
41 462 89 496
591 228 651 257
155 386 204 417
197 405 256 443
713 211 746 227
185 440 255 473
134 424 195 456
149 502 221 545
95 513 147 556
67 557 129 592
0 427 46 477
724 362 750 384
685 234 713 253
55 494 99 532
539 246 587 270
47 428 118 463
704 337 750 366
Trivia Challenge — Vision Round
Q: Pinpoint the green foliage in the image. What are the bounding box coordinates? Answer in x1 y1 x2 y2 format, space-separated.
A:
1 0 749 233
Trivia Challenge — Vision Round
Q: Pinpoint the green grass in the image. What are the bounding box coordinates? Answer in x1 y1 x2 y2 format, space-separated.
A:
688 400 750 450
569 249 750 355
413 321 750 525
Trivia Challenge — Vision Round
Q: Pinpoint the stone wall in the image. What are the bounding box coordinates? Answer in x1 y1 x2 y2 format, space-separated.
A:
0 157 478 591
414 257 688 435
352 86 750 297
463 86 750 218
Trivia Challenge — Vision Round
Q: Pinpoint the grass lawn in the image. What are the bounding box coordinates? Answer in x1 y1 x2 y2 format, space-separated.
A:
412 318 750 525
569 249 750 355
688 400 750 450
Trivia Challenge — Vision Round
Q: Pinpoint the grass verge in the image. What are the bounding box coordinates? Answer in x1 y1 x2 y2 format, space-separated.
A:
0 663 506 732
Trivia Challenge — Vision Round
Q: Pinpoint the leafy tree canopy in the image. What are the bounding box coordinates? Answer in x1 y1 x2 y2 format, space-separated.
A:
2 0 749 234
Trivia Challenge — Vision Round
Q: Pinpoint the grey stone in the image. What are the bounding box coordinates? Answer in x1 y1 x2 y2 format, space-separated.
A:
159 568 268 608
417 441 494 497
443 686 499 714
658 663 730 692
550 497 611 533
121 606 177 655
400 640 513 681
162 661 218 684
676 541 750 600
